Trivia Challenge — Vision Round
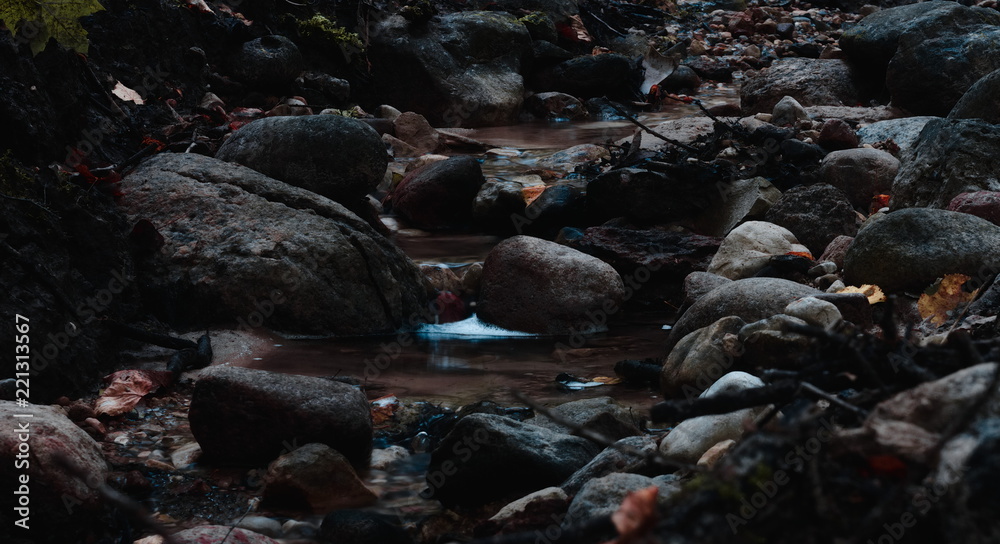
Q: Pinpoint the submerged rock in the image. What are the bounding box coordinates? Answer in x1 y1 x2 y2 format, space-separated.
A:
478 235 625 334
189 366 373 467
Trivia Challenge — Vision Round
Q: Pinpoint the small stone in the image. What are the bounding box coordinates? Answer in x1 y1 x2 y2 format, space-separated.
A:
783 296 843 329
234 516 283 538
817 118 858 150
743 45 761 59
697 439 736 468
282 519 320 539
370 446 410 470
809 261 838 276
771 96 810 126
263 443 377 513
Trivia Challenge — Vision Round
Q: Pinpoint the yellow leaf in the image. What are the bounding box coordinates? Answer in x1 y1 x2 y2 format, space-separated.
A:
837 284 887 304
592 376 623 385
917 274 979 326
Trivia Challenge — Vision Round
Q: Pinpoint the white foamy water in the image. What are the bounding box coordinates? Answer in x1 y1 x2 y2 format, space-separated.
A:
415 315 539 338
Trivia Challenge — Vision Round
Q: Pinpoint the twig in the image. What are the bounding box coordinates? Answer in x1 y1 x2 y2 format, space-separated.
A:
601 97 700 153
651 380 799 422
800 381 868 419
0 192 59 217
511 389 700 472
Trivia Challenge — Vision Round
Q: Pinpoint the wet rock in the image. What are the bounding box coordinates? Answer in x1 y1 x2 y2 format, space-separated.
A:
171 442 202 468
684 56 737 83
216 114 388 206
816 119 858 150
738 314 812 368
473 181 527 233
818 148 899 211
0 401 109 543
232 35 303 89
566 473 680 523
537 143 611 172
283 519 320 539
783 296 842 329
661 316 745 399
564 226 722 305
263 443 376 512
320 510 414 544
172 526 280 544
707 221 811 280
120 153 428 335
659 372 769 463
771 95 810 126
947 192 1000 227
764 184 860 256
804 105 901 125
420 264 462 294
949 68 1000 124
527 396 639 437
425 413 599 507
843 208 1000 292
519 184 588 237
667 277 821 350
740 58 865 114
366 12 531 127
234 516 283 539
487 487 568 529
525 92 588 120
189 366 373 467
856 116 937 154
391 156 485 229
393 112 441 156
478 235 625 334
535 53 638 99
660 65 702 93
561 435 658 495
891 118 1000 210
691 177 782 237
883 5 1000 116
683 271 733 307
371 445 410 470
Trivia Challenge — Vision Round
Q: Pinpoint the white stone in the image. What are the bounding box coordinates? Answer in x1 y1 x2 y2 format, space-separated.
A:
771 95 810 126
784 296 843 329
489 486 567 523
707 221 810 279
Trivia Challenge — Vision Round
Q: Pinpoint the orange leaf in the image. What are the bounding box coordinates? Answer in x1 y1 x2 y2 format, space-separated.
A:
606 486 659 544
917 274 979 326
870 194 890 214
837 284 886 304
785 251 814 260
95 370 174 417
371 395 400 426
523 186 545 206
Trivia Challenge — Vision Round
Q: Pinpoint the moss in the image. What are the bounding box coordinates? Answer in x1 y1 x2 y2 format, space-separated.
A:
297 14 364 51
517 11 548 26
0 150 36 199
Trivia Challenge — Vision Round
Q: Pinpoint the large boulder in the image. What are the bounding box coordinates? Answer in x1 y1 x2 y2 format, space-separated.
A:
740 58 866 114
0 402 110 544
890 118 1000 210
817 148 899 211
843 208 1000 292
215 115 388 206
119 153 428 336
188 365 373 467
949 68 1000 124
425 413 599 507
478 235 625 334
390 156 485 229
856 116 938 155
667 277 821 350
366 12 531 127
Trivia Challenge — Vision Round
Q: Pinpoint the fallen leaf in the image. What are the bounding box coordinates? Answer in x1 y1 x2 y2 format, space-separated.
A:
95 370 174 417
837 284 886 305
870 194 890 214
556 15 592 43
641 45 677 95
918 274 979 325
605 486 659 544
111 81 144 104
785 251 814 260
592 376 623 385
371 395 400 426
184 0 214 14
523 186 545 205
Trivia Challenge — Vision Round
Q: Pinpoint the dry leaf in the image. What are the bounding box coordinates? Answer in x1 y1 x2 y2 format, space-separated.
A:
523 186 545 205
371 395 400 426
605 485 659 544
917 274 979 325
185 0 214 14
111 81 143 104
592 376 623 385
837 284 886 304
95 370 174 417
785 251 814 260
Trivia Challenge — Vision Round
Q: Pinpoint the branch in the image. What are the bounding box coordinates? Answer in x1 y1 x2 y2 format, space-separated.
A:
600 97 700 153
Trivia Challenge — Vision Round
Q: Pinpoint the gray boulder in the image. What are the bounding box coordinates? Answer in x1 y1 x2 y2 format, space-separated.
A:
843 208 1000 292
949 68 1000 124
818 148 899 211
472 180 527 233
0 401 109 544
478 236 625 334
890 118 1000 210
215 114 388 206
667 278 820 350
390 156 485 229
188 365 373 467
857 117 938 154
232 35 304 88
425 413 599 507
566 473 680 524
526 396 640 437
366 12 531 127
661 316 745 399
740 58 865 114
120 153 428 336
561 436 658 495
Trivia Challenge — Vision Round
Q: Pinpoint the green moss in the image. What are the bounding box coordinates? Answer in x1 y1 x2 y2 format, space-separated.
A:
297 14 364 51
517 11 548 26
0 150 36 199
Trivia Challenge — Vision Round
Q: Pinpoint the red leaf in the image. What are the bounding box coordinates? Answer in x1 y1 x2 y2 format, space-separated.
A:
605 486 659 544
95 369 175 417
